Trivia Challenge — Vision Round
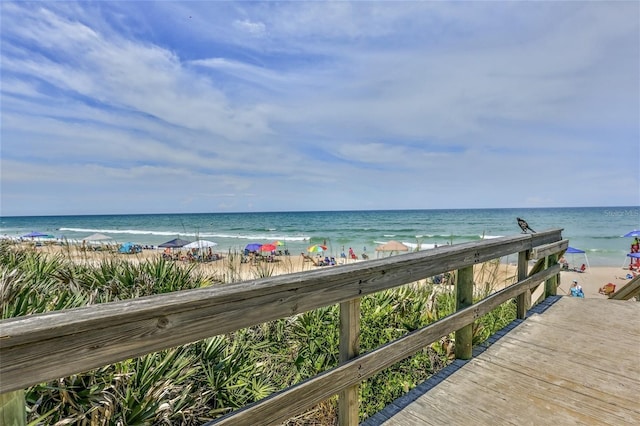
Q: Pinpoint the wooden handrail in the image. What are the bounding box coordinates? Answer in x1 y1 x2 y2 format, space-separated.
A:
609 274 640 300
0 229 562 423
530 239 569 259
210 264 561 425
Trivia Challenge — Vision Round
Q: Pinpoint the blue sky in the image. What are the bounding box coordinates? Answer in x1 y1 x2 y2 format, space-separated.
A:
1 1 638 216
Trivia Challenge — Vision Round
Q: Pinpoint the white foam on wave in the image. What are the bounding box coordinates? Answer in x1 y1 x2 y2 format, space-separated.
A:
481 235 503 239
372 240 437 250
58 227 309 241
60 227 181 236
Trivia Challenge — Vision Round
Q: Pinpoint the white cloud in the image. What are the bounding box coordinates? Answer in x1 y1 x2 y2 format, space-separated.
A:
233 19 266 37
1 1 638 215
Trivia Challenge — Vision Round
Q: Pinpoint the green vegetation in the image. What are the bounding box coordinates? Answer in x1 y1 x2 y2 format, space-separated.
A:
0 241 516 424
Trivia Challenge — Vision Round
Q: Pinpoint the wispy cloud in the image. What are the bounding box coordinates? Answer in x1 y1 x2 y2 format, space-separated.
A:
1 1 638 215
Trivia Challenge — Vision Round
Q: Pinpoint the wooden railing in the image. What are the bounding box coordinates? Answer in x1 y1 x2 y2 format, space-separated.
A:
0 229 566 425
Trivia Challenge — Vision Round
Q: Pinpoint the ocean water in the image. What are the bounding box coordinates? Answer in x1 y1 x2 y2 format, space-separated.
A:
1 207 638 267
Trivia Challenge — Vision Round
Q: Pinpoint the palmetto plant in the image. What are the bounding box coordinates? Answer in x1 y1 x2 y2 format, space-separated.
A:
290 307 340 381
196 334 275 418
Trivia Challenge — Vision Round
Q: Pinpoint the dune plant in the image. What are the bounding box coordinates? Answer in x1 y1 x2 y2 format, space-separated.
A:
290 307 340 381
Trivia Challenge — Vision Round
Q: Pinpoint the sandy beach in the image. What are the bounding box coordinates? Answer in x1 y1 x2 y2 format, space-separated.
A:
21 242 636 299
557 267 637 299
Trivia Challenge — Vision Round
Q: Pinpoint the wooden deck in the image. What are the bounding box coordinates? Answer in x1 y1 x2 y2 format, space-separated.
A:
365 296 640 425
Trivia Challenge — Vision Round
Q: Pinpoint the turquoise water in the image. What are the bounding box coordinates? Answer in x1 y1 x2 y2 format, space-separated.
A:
1 207 638 266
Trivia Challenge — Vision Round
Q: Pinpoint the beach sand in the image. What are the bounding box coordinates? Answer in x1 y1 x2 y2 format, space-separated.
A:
24 243 637 298
558 267 637 299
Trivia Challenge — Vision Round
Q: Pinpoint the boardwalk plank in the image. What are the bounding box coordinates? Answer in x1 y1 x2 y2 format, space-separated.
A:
465 359 634 424
428 366 596 426
478 342 639 409
502 322 640 373
374 297 640 426
409 378 523 425
524 298 640 336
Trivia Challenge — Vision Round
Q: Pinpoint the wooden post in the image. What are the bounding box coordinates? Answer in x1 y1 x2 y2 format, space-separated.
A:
0 390 26 426
516 250 530 319
339 298 360 426
545 254 558 297
455 266 474 360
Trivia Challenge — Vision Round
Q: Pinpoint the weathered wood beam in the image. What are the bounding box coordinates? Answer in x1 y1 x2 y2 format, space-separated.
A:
545 254 559 297
516 250 530 319
455 266 474 360
610 275 640 300
530 239 569 260
338 298 360 426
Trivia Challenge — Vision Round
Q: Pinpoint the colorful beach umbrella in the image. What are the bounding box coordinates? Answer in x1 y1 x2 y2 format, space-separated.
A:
272 240 284 246
307 244 327 253
623 230 640 237
259 243 277 252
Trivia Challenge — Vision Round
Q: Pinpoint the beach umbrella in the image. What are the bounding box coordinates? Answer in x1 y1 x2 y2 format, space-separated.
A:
624 252 640 270
158 238 192 248
259 243 277 252
375 240 409 252
83 233 112 242
272 240 285 246
245 243 262 252
565 247 584 254
22 231 50 238
183 240 218 249
623 230 640 237
564 246 590 271
307 244 327 253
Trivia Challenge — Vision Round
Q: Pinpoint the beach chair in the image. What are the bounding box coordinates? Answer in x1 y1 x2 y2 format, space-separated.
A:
301 253 322 266
599 283 616 296
572 263 586 273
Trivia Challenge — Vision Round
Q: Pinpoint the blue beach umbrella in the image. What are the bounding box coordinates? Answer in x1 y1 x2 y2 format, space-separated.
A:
623 230 640 237
22 231 50 238
625 252 640 270
564 246 590 271
158 238 192 248
565 247 585 254
245 243 262 252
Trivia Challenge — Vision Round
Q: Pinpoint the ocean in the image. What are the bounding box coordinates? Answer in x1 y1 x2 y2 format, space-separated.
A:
1 207 638 267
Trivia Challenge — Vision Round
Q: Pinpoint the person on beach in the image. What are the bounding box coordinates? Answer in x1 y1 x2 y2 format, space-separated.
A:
348 247 355 259
631 238 640 269
569 280 584 298
559 256 569 270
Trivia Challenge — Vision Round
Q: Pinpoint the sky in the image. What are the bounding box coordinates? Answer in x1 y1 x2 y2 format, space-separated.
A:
1 1 639 216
